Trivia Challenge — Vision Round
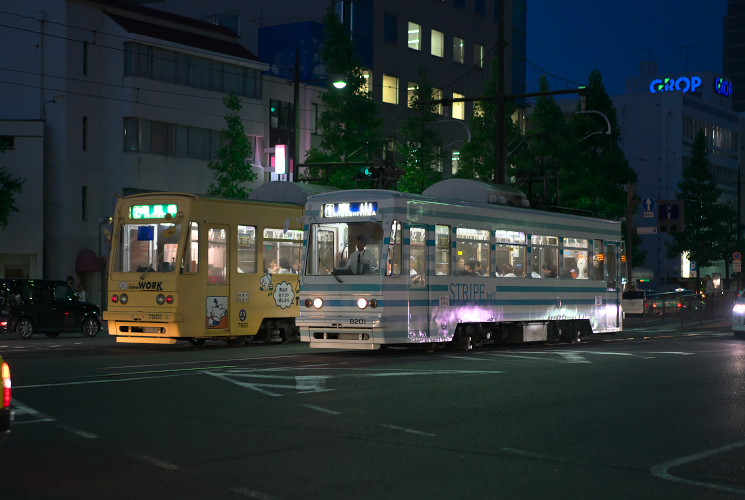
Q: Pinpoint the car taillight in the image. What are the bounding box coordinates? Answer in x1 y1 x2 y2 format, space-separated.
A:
2 362 11 408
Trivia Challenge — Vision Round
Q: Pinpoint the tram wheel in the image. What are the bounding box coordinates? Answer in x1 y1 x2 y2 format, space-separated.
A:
189 338 206 346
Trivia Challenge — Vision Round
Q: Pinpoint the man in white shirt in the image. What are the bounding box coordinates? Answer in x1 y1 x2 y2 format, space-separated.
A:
347 234 378 274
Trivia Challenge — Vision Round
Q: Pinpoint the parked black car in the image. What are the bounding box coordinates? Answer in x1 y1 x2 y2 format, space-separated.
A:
0 279 102 339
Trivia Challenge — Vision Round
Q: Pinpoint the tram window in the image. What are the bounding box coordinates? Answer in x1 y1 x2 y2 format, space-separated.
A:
207 227 228 284
561 238 589 279
183 221 199 273
307 222 383 275
386 220 402 276
410 226 427 287
495 230 526 277
592 240 605 280
263 228 302 274
455 228 490 276
435 225 450 275
237 225 257 274
117 222 182 273
530 235 558 278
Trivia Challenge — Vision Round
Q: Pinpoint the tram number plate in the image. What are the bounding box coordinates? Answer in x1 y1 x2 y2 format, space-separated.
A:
147 313 164 320
350 319 366 324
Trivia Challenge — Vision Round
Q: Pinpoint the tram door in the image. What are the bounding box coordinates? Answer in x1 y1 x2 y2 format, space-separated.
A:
409 226 429 336
605 241 623 328
205 225 230 331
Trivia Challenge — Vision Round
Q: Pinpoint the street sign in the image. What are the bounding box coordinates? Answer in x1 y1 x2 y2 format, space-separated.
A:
734 251 742 261
734 261 742 272
641 197 656 211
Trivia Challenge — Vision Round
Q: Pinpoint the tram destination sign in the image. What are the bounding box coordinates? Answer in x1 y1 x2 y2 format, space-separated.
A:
323 202 378 217
130 204 178 219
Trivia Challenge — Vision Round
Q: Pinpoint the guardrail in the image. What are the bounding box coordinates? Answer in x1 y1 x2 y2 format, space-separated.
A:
637 290 736 327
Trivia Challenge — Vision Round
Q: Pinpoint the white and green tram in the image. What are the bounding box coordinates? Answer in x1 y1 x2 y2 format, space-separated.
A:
298 179 625 350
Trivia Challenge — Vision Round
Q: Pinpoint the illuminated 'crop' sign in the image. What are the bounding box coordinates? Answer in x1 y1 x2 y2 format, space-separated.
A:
130 204 178 219
323 202 378 217
649 76 702 94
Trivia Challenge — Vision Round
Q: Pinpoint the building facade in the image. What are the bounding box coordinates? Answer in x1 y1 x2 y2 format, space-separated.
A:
0 0 294 305
614 65 741 290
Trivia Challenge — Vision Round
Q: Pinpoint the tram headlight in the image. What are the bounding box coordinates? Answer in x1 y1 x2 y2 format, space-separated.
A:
119 293 128 305
156 294 166 305
165 295 174 304
313 297 323 309
111 294 118 303
357 297 369 309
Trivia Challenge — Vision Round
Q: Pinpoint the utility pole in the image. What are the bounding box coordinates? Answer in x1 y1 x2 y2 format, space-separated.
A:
495 0 506 184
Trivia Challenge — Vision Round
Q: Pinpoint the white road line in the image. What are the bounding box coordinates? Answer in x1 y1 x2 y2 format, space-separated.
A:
439 355 491 361
650 439 745 495
127 452 180 470
556 352 591 364
12 399 98 438
230 487 276 499
55 423 99 439
303 404 341 415
380 424 436 437
14 372 189 389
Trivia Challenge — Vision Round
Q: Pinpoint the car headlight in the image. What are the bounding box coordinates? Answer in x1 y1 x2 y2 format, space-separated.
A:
733 303 745 314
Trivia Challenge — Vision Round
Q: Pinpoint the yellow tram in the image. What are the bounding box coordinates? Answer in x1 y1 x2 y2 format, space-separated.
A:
104 183 332 345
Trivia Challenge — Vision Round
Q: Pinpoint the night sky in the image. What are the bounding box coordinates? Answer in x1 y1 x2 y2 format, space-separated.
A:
526 1 728 96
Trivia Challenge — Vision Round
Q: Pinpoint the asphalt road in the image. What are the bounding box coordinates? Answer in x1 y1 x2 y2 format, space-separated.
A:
0 319 743 499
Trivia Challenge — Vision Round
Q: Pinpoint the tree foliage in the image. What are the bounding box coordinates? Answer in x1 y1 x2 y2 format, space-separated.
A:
303 7 383 189
396 69 444 193
0 136 24 230
207 93 256 198
667 130 730 268
456 60 521 182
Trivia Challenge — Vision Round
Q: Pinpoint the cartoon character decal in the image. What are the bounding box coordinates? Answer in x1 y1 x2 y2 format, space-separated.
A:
259 273 273 291
258 273 296 309
206 296 229 328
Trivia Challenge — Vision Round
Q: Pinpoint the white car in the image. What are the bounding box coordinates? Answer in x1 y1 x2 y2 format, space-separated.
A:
622 289 654 316
732 289 745 339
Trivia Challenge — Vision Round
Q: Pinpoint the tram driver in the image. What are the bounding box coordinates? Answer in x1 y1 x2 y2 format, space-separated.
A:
347 234 378 274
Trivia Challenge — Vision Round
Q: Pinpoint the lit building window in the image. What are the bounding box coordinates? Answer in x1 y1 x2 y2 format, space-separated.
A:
474 44 485 68
361 69 372 94
453 37 464 64
407 82 417 108
452 93 465 120
433 88 443 115
383 74 399 105
431 29 444 58
408 22 421 51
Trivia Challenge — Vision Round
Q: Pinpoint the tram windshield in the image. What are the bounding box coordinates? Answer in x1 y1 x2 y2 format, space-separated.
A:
114 222 183 273
306 222 383 275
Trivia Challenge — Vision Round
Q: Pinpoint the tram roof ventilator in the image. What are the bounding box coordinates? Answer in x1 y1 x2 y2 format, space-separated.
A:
423 179 530 208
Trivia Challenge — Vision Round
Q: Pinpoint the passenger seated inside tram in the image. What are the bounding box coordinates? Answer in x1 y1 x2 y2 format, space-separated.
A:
499 263 516 277
461 260 478 276
541 263 558 278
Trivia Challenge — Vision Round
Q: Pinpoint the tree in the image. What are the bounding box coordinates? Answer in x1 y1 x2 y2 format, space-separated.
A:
511 76 570 207
396 69 444 193
562 70 636 220
207 93 256 198
303 8 383 189
0 136 25 230
455 59 521 182
667 130 730 270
